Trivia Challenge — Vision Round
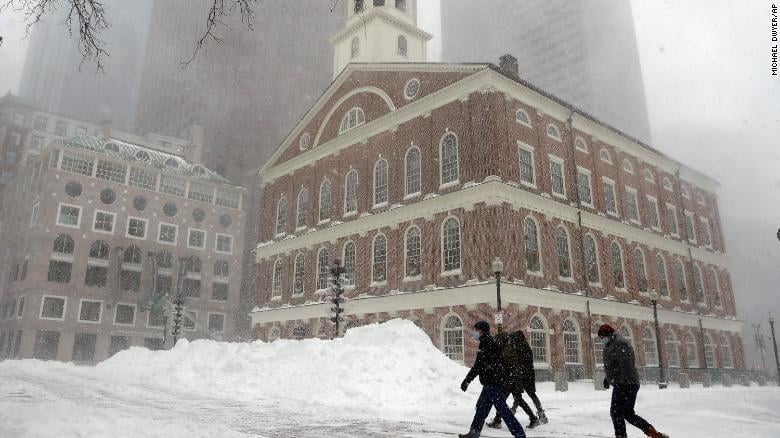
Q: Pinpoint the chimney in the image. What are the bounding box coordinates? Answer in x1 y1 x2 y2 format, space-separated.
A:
99 120 113 140
498 54 519 79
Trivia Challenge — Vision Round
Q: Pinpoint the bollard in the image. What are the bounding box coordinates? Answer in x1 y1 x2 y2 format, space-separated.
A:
757 374 767 387
678 372 690 389
554 372 569 392
594 370 607 391
702 373 712 388
739 375 751 387
721 374 732 387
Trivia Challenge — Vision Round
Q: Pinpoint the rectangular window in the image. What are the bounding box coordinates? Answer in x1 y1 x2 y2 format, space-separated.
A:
188 182 214 203
684 212 696 243
13 111 25 125
158 223 178 244
84 265 108 287
183 311 197 330
34 116 48 131
114 304 136 325
47 261 72 283
78 300 102 322
40 296 66 319
60 152 94 176
700 218 712 247
109 336 129 356
159 175 187 197
187 229 206 249
208 313 225 333
147 308 166 327
212 282 229 301
57 203 81 227
54 121 68 136
518 145 535 186
126 217 147 239
128 167 157 190
626 188 639 223
33 330 59 360
120 270 141 291
183 278 201 298
602 179 618 215
30 203 39 225
549 156 565 197
646 196 660 229
215 189 240 209
666 204 679 236
31 135 44 150
577 168 592 206
216 234 232 254
20 260 28 281
93 211 116 233
154 275 172 295
49 149 60 168
95 160 127 183
76 127 88 136
17 296 25 317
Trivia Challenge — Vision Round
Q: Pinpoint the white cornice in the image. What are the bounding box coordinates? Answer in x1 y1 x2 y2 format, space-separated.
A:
330 9 433 44
255 179 729 269
249 283 742 333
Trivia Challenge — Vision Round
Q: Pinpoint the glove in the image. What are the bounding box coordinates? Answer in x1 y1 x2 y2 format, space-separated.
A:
603 378 610 389
461 380 469 392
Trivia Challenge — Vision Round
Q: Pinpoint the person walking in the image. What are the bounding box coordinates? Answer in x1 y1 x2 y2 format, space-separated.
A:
486 329 547 430
459 321 526 438
598 324 670 438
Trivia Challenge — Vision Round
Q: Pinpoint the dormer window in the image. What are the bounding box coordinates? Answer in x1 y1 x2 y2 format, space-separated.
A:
192 165 206 175
135 151 150 162
397 35 407 57
299 133 311 150
164 158 179 169
103 142 119 153
395 0 406 11
546 124 561 141
339 107 366 134
351 37 360 59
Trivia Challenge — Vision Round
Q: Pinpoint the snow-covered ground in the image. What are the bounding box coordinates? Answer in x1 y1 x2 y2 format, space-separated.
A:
0 320 778 437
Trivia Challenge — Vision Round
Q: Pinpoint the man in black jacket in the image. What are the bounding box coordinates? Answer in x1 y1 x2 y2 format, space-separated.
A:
459 321 526 438
599 324 669 438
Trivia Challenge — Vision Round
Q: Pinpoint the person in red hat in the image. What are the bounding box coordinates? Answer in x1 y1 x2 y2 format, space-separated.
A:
598 323 670 438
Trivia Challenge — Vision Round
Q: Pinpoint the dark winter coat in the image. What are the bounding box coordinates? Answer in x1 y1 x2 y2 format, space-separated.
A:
464 333 507 387
603 333 640 386
496 330 537 394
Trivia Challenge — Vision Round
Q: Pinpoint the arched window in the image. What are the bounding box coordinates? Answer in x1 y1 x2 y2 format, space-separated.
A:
442 218 461 272
662 177 673 191
611 242 625 289
156 251 173 269
720 335 733 368
634 249 648 293
681 186 691 199
214 260 229 278
643 169 655 184
373 158 388 206
685 332 700 368
275 197 288 235
351 37 360 58
53 234 75 254
293 253 305 295
319 180 331 222
272 259 283 298
316 248 330 291
186 256 201 274
342 241 356 287
89 240 110 259
703 335 716 368
584 235 600 284
574 137 588 152
620 325 634 349
622 159 634 173
524 217 541 273
405 226 421 278
372 234 387 283
656 255 669 297
405 146 421 196
599 149 613 164
269 325 281 342
563 319 581 364
339 107 365 134
296 188 309 229
123 246 142 265
593 321 605 367
344 170 358 215
546 124 561 141
529 315 549 364
397 35 407 56
515 109 531 126
709 268 722 307
555 226 571 278
440 132 459 185
643 327 658 366
665 331 680 367
442 315 464 362
693 264 706 305
675 260 689 301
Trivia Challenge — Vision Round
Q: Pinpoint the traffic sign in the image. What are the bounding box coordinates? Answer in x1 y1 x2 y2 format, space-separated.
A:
494 312 504 324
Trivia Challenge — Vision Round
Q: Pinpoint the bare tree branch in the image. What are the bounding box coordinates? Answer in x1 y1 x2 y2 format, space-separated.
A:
181 0 256 67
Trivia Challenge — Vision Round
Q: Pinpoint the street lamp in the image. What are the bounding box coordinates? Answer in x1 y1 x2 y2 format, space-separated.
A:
172 255 195 346
650 290 667 389
769 313 780 386
492 257 504 333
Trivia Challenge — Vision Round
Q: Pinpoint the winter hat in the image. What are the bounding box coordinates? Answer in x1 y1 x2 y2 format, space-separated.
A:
597 324 615 337
474 320 491 334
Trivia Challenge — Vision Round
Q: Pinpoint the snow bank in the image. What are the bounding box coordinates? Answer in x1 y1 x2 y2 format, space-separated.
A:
91 319 473 420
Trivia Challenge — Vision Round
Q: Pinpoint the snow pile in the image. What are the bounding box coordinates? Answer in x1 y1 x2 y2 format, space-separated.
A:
92 319 472 420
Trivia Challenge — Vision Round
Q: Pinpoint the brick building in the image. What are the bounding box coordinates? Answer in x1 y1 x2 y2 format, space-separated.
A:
0 133 245 362
251 0 744 380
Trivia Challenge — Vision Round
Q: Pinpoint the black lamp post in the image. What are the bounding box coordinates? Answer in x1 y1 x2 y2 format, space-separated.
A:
172 255 195 346
492 257 504 333
329 259 347 338
769 313 780 386
650 290 667 389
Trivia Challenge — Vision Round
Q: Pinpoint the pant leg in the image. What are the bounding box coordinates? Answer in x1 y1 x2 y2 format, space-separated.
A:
527 391 544 412
621 384 654 433
513 393 536 420
610 386 628 437
488 386 526 438
469 386 495 436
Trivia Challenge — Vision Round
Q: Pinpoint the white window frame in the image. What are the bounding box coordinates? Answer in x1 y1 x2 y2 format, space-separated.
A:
403 225 422 280
599 149 613 164
523 216 544 276
56 202 82 228
528 314 551 366
78 298 103 324
625 186 640 224
92 210 116 235
622 158 634 174
30 203 39 226
576 166 593 207
215 233 233 254
17 295 26 318
208 312 226 333
372 158 389 208
548 154 566 198
439 131 460 188
662 177 673 191
562 319 582 364
695 192 706 206
146 307 166 329
182 310 198 331
710 267 723 309
339 107 366 134
441 216 462 275
319 179 332 223
643 169 656 184
546 124 562 141
126 216 148 240
602 177 619 217
39 294 67 321
275 196 288 236
681 186 691 199
344 170 358 217
187 228 207 250
517 141 536 188
555 226 574 281
371 233 388 285
646 195 661 231
584 233 602 286
296 187 309 230
574 136 588 153
292 253 305 296
404 145 422 199
113 303 137 326
666 204 680 237
515 109 532 128
271 258 283 300
684 211 697 244
700 218 713 249
157 222 179 245
441 314 465 363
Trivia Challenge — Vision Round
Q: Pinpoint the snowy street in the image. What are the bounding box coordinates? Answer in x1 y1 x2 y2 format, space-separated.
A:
1 321 779 438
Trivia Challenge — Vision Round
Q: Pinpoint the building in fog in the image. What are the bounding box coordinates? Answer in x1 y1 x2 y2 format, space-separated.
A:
440 0 652 144
250 0 745 381
17 0 154 131
0 133 246 362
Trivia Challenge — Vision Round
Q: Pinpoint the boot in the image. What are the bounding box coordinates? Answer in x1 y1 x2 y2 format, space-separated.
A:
486 416 502 429
646 427 669 438
537 409 548 424
458 432 476 438
526 416 540 429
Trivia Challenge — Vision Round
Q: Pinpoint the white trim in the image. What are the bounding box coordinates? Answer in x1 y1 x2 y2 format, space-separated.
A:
523 215 544 276
643 169 656 184
373 157 389 207
299 132 311 151
183 310 198 331
440 312 465 363
145 307 165 329
548 154 566 199
404 78 421 100
625 186 640 224
646 195 661 231
622 158 634 174
610 240 627 290
700 217 713 249
317 87 395 145
517 141 536 188
602 177 619 216
30 202 40 226
633 247 649 293
275 196 288 237
208 312 226 333
16 295 26 319
125 216 148 240
92 209 116 235
319 178 332 223
555 225 574 281
371 232 389 283
157 222 179 245
403 224 422 279
574 136 588 153
665 203 680 237
344 169 359 216
576 166 593 207
681 186 691 199
599 149 613 164
528 313 551 365
39 294 67 321
292 252 306 296
404 144 422 197
583 233 602 286
684 211 697 244
440 215 461 273
515 108 532 128
113 303 137 326
271 258 283 300
662 177 673 191
187 228 207 250
439 131 460 187
546 123 562 141
709 266 723 309
695 192 706 206
56 202 82 228
77 298 103 324
215 233 233 254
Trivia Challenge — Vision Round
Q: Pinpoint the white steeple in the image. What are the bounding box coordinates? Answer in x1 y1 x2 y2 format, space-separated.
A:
330 0 433 78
